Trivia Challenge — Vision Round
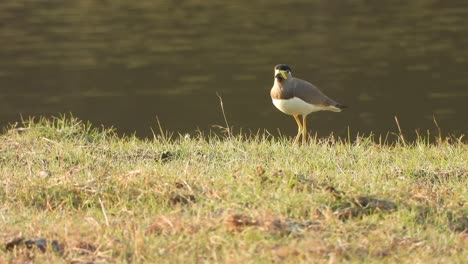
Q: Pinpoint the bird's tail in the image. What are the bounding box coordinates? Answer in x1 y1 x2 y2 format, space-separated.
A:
327 103 347 112
335 104 348 109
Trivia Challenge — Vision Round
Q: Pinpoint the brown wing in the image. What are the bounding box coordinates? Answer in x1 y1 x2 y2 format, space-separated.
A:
291 78 339 107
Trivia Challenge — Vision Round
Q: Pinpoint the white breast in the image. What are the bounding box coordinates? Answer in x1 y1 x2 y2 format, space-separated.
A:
272 97 328 115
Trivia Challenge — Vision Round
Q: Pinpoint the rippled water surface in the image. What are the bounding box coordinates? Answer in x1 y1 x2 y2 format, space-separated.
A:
1 1 467 138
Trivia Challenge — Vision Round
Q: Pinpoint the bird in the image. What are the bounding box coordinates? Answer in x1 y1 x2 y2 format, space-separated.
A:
270 64 346 145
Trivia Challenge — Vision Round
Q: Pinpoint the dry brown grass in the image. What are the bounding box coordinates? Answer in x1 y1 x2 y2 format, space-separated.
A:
0 117 466 263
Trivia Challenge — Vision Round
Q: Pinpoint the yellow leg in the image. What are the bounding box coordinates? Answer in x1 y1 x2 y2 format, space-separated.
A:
293 115 302 145
302 114 308 146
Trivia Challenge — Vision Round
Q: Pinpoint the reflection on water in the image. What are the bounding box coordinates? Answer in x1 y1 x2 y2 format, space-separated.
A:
1 1 467 139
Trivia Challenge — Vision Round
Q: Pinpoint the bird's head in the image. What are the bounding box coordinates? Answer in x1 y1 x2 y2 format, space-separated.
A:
274 64 292 81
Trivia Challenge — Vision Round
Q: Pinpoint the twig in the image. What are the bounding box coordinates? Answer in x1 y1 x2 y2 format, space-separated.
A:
0 210 6 223
216 92 231 138
99 197 109 227
433 115 442 142
155 116 167 142
41 137 60 146
394 116 406 146
150 127 157 141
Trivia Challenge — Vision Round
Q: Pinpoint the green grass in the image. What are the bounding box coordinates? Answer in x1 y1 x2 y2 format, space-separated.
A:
0 116 466 263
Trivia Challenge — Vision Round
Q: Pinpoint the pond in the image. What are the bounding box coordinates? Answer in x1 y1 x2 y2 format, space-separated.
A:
1 1 467 139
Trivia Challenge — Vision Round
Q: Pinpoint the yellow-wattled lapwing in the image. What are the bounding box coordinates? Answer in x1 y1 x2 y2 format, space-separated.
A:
270 64 346 145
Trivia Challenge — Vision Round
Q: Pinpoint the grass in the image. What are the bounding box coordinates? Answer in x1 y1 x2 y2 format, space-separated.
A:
0 116 466 263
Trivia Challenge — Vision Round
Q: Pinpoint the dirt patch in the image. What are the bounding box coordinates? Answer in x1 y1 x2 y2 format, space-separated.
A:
448 214 468 233
146 215 202 235
169 193 196 205
411 168 467 183
325 186 397 220
73 241 98 255
159 151 175 162
225 214 259 232
145 213 319 237
225 214 320 236
5 236 64 255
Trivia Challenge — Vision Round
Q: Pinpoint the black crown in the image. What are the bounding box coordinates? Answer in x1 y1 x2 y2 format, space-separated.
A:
275 64 292 72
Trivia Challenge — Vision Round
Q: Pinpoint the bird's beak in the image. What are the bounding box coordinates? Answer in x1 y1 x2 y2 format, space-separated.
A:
274 69 288 80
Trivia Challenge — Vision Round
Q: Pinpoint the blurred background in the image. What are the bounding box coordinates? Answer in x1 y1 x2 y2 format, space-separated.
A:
1 0 467 139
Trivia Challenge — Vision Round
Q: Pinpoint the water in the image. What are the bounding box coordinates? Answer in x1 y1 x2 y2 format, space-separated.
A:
1 1 467 139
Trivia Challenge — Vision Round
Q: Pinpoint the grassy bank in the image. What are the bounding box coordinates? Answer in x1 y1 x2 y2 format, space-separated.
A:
0 117 466 263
